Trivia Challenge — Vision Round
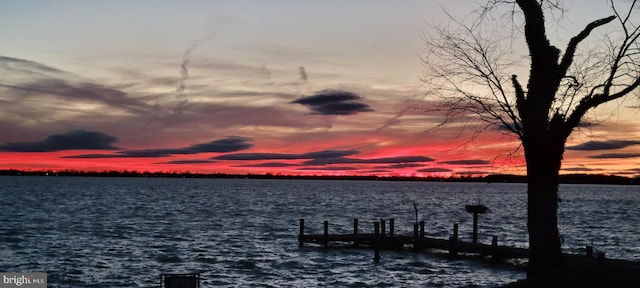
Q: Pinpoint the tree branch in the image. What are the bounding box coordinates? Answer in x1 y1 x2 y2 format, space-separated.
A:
558 15 616 76
564 73 640 138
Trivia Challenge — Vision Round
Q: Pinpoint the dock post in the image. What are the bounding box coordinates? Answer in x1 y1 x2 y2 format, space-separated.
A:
453 223 459 240
380 219 386 236
449 236 458 257
389 218 395 236
353 218 359 235
413 222 420 251
586 245 593 257
373 221 380 262
465 205 488 245
298 219 305 247
472 213 479 244
353 218 359 247
491 236 499 263
323 221 329 248
419 221 425 238
449 223 458 257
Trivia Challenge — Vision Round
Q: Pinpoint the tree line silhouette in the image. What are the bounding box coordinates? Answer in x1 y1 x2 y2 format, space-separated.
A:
1 169 636 185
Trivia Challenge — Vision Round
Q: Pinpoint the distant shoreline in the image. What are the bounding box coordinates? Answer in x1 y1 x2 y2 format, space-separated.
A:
1 169 637 185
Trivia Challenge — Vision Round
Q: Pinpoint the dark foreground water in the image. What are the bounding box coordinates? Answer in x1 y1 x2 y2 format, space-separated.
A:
0 176 638 287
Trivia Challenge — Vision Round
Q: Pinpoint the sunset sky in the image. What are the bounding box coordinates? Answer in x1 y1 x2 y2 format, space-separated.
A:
1 0 639 177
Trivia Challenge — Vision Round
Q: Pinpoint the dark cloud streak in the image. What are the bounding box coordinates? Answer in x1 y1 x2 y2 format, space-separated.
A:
588 153 640 159
298 166 359 171
213 149 359 161
384 163 425 169
237 162 299 168
214 150 434 169
438 160 490 165
0 130 119 152
303 156 433 166
117 136 253 157
63 136 252 158
157 160 217 164
291 89 373 115
417 167 452 173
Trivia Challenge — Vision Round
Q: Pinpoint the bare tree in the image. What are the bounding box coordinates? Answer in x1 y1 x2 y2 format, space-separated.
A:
421 0 640 276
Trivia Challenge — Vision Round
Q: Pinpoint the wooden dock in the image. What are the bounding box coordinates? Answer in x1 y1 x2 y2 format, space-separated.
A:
297 218 627 266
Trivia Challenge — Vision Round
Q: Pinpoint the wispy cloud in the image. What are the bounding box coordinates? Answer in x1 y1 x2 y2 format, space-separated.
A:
0 130 119 152
438 160 490 165
0 56 69 76
566 140 640 150
0 56 148 114
299 66 308 81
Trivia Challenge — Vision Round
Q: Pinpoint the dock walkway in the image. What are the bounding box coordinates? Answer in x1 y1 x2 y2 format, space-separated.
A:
297 218 638 268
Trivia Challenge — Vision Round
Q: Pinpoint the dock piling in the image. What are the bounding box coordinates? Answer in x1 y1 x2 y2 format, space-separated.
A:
298 218 305 247
373 221 381 262
449 236 458 257
449 223 459 257
413 222 419 250
453 223 459 240
389 218 395 236
353 218 359 247
323 221 329 248
465 205 488 244
353 218 359 235
472 213 479 244
491 236 499 263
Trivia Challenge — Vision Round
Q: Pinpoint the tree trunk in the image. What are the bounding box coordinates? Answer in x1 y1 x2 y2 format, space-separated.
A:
523 133 565 277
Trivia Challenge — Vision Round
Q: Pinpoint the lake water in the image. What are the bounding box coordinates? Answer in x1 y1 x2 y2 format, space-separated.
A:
0 176 638 287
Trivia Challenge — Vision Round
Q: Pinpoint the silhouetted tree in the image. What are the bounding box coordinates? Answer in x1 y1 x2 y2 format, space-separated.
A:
421 0 640 276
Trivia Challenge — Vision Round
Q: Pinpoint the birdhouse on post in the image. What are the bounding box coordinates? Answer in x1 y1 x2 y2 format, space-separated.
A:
465 204 489 244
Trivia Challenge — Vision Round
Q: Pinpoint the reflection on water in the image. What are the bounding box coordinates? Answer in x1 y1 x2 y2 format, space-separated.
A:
0 177 637 287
